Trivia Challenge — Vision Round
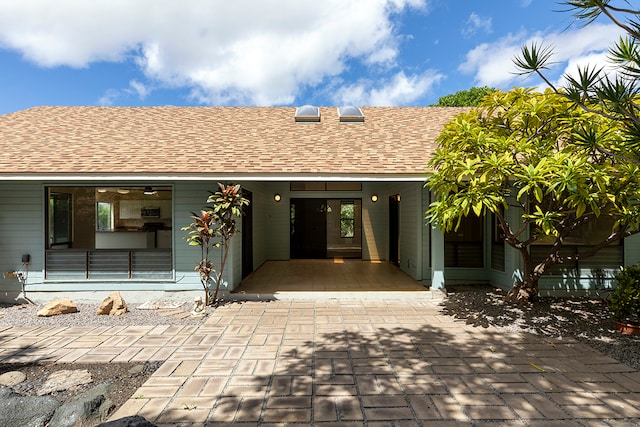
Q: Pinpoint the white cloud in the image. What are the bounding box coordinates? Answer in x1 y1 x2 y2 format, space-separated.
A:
98 80 151 106
459 23 623 90
462 13 492 38
0 0 428 106
331 70 444 106
128 80 150 99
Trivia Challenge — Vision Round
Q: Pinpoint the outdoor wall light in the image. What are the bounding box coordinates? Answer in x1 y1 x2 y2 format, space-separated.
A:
371 194 378 202
274 193 282 202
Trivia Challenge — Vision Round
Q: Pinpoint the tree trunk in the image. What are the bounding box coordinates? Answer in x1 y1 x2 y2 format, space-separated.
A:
504 246 540 304
504 280 538 304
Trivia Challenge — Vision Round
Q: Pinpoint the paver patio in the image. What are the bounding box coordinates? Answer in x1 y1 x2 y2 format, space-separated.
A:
1 299 639 426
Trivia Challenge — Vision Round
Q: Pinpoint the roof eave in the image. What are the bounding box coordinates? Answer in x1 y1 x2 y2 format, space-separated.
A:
0 172 430 182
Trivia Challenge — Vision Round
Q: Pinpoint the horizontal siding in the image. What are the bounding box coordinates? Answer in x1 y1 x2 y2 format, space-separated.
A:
0 182 44 278
173 181 220 288
532 244 623 290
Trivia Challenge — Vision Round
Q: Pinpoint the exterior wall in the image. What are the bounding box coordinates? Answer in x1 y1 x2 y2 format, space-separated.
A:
361 182 387 261
3 179 636 302
263 182 291 261
383 182 421 280
0 181 44 300
625 234 640 267
494 203 635 296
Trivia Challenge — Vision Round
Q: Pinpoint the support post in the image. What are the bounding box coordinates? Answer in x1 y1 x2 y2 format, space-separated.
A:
430 225 446 295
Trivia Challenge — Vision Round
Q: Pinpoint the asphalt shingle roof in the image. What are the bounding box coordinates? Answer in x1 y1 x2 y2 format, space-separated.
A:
0 106 467 177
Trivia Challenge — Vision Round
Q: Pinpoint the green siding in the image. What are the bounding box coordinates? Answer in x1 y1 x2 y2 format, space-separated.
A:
0 182 44 287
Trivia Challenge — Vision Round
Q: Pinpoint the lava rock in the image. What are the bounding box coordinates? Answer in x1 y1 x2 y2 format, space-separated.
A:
0 392 61 427
48 382 115 427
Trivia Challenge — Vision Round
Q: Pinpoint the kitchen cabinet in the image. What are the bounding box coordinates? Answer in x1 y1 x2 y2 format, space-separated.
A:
120 200 172 219
120 200 142 219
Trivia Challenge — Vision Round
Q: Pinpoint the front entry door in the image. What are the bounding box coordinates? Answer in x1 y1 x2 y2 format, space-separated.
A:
290 199 328 258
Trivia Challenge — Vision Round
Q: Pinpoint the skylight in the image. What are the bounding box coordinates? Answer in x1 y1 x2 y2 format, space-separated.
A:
337 106 364 122
294 105 320 122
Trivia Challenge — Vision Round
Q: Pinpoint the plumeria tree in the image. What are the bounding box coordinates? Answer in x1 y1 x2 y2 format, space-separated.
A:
182 183 249 306
426 88 640 303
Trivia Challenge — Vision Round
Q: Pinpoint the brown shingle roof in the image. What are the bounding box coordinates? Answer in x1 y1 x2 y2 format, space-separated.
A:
0 106 467 177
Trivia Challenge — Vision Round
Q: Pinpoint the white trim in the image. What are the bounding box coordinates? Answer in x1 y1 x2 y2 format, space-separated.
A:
0 174 429 182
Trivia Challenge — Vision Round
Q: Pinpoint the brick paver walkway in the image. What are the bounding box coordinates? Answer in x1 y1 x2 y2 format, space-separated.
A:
1 299 640 426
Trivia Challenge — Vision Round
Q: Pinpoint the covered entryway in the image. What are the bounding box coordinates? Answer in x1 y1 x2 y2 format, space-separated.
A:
232 259 431 299
290 198 362 259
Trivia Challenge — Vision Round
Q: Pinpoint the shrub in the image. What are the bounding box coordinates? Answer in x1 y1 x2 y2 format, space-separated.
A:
610 265 640 324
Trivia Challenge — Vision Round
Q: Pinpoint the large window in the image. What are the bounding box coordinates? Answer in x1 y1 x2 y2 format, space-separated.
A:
45 186 173 280
444 214 484 268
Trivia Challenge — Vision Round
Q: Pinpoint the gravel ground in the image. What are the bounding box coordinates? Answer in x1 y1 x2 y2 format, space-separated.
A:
0 300 210 327
440 285 640 370
0 300 207 419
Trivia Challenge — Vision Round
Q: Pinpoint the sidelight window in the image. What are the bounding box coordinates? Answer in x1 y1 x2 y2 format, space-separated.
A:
340 201 355 238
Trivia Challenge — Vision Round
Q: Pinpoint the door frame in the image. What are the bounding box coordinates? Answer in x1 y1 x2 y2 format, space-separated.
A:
389 194 400 266
242 189 253 279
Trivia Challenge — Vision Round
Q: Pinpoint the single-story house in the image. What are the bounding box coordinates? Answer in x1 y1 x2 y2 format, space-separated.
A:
0 105 636 303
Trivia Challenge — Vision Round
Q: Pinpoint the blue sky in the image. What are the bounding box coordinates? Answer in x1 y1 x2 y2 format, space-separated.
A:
0 1 622 115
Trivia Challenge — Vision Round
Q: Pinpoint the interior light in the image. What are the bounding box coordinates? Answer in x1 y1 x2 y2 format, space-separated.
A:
371 194 378 202
143 186 156 195
97 188 108 193
274 194 282 202
117 188 129 194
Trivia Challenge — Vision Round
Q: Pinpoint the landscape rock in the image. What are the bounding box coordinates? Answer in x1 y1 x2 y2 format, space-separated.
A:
0 392 61 427
97 292 128 316
97 415 157 426
0 384 15 398
37 297 78 317
0 370 27 386
38 369 92 396
48 382 115 427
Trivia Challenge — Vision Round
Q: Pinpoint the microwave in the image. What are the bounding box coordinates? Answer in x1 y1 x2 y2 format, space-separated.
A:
141 207 161 218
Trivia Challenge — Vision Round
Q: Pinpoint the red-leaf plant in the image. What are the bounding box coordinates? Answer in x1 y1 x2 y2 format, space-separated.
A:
182 183 249 306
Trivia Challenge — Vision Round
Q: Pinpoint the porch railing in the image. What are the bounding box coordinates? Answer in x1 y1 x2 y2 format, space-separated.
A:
45 249 172 280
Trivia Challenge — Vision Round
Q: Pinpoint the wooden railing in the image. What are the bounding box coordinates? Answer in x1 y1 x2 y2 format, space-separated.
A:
45 249 172 280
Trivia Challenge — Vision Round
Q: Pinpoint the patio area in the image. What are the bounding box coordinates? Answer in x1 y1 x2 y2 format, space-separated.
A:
232 259 432 299
2 299 639 425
